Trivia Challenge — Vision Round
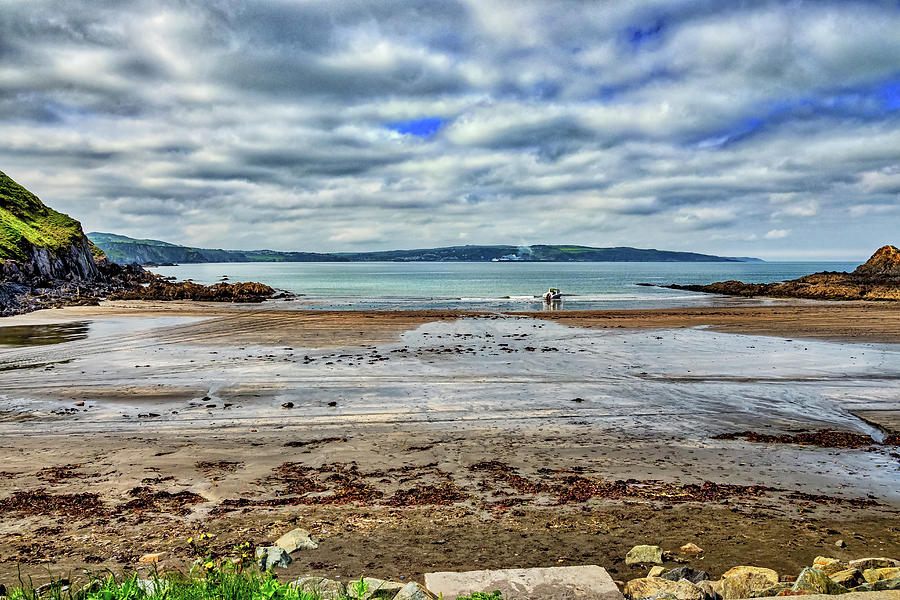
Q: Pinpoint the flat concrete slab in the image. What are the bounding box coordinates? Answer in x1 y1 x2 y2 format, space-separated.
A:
424 565 624 600
755 593 900 600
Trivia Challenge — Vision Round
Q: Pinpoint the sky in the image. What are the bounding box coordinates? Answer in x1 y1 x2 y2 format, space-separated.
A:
1 1 899 260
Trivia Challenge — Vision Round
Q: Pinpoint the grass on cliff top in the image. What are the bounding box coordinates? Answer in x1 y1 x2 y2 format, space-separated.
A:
0 170 88 262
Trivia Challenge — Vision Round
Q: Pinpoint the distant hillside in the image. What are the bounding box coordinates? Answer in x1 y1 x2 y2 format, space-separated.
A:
89 232 342 264
89 233 761 265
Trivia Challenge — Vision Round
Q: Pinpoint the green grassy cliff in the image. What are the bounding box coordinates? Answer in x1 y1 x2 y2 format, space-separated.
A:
0 170 101 261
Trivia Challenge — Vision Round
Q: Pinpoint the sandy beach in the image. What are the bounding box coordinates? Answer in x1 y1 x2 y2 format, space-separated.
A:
0 300 898 585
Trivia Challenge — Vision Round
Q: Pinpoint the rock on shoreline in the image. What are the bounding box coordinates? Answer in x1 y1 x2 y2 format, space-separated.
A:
665 245 900 302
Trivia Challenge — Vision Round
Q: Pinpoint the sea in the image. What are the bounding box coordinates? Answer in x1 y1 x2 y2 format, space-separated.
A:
148 261 857 311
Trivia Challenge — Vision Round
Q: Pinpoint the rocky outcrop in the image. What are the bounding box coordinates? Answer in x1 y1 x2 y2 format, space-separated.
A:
108 279 275 303
667 245 900 301
854 244 900 277
0 170 276 315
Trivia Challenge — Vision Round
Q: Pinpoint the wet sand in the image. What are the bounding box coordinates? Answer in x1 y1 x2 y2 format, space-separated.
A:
0 301 898 584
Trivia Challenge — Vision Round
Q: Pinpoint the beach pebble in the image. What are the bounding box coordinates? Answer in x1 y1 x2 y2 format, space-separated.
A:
137 552 164 563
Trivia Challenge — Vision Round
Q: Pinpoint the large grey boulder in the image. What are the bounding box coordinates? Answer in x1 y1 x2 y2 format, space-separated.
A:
394 582 436 600
626 546 664 566
348 578 405 600
276 528 319 553
293 577 345 600
256 546 292 571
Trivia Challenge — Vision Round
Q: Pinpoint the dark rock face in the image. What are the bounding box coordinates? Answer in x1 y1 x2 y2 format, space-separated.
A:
0 244 151 317
667 245 900 301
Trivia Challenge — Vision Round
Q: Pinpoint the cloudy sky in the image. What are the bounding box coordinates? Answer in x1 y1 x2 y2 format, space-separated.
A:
1 1 899 260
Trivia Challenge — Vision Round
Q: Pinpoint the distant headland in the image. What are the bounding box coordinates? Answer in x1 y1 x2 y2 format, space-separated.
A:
88 232 762 265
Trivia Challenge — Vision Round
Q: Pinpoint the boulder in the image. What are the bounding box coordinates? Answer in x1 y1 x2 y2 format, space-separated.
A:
791 567 848 595
255 546 291 571
721 568 779 600
681 544 704 555
872 578 900 591
627 546 664 566
394 582 436 600
648 567 666 578
749 583 790 598
624 578 702 600
848 558 900 572
625 578 676 599
864 568 900 584
695 580 720 600
275 528 319 553
353 578 405 600
829 568 864 588
669 580 704 600
721 567 778 585
663 568 710 584
812 557 844 576
851 578 900 592
293 577 345 600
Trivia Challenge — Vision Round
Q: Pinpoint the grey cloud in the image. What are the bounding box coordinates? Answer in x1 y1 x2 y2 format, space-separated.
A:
0 0 899 258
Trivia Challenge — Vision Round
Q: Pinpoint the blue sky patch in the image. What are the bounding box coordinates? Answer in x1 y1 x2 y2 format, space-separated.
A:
626 20 664 49
386 117 444 137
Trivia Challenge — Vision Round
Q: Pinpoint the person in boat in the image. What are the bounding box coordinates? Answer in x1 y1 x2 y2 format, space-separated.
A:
543 287 561 302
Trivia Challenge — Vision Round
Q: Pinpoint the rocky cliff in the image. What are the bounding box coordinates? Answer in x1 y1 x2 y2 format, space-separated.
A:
0 170 277 315
667 245 900 301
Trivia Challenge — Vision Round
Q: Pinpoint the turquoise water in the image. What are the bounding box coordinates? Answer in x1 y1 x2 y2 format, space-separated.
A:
150 261 857 310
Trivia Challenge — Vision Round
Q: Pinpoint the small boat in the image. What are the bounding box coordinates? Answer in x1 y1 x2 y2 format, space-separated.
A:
543 287 562 302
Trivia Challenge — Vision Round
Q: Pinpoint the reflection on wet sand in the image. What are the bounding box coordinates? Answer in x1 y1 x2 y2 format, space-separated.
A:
0 321 90 346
